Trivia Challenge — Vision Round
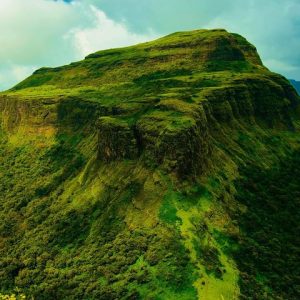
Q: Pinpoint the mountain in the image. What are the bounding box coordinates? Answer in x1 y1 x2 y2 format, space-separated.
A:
290 79 300 95
0 29 299 300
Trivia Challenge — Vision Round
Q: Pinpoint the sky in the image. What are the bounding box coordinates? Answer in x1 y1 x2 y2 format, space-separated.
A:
0 0 299 90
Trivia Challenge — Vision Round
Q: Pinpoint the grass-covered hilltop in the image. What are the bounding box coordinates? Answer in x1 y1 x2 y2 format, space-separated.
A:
0 29 299 300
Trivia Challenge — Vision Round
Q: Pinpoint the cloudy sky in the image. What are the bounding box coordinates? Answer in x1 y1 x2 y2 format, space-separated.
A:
0 0 299 90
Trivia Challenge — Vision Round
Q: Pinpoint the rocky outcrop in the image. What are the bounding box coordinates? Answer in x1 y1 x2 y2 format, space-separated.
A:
136 107 210 177
96 106 211 177
200 75 299 129
0 95 57 134
97 117 138 161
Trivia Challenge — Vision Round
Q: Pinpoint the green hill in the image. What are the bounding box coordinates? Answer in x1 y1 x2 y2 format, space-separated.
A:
0 29 299 300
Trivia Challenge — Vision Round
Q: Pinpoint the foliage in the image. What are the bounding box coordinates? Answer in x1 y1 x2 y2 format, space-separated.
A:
231 149 300 299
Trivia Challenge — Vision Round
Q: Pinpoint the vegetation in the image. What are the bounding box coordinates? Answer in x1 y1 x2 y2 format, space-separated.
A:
0 29 299 299
232 149 300 299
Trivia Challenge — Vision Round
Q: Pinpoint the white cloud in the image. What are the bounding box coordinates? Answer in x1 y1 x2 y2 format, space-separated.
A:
72 6 155 57
0 0 155 91
0 64 36 89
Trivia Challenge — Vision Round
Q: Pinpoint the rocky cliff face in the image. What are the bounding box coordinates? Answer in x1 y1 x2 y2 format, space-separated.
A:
97 117 138 161
0 29 299 300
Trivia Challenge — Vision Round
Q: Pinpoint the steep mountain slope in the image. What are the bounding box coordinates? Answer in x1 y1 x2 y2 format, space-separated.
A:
0 29 299 300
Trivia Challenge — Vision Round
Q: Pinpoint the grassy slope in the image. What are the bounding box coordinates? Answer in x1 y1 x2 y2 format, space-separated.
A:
0 29 299 300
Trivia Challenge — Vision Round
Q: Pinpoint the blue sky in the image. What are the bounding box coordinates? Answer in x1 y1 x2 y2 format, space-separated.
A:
0 0 299 90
